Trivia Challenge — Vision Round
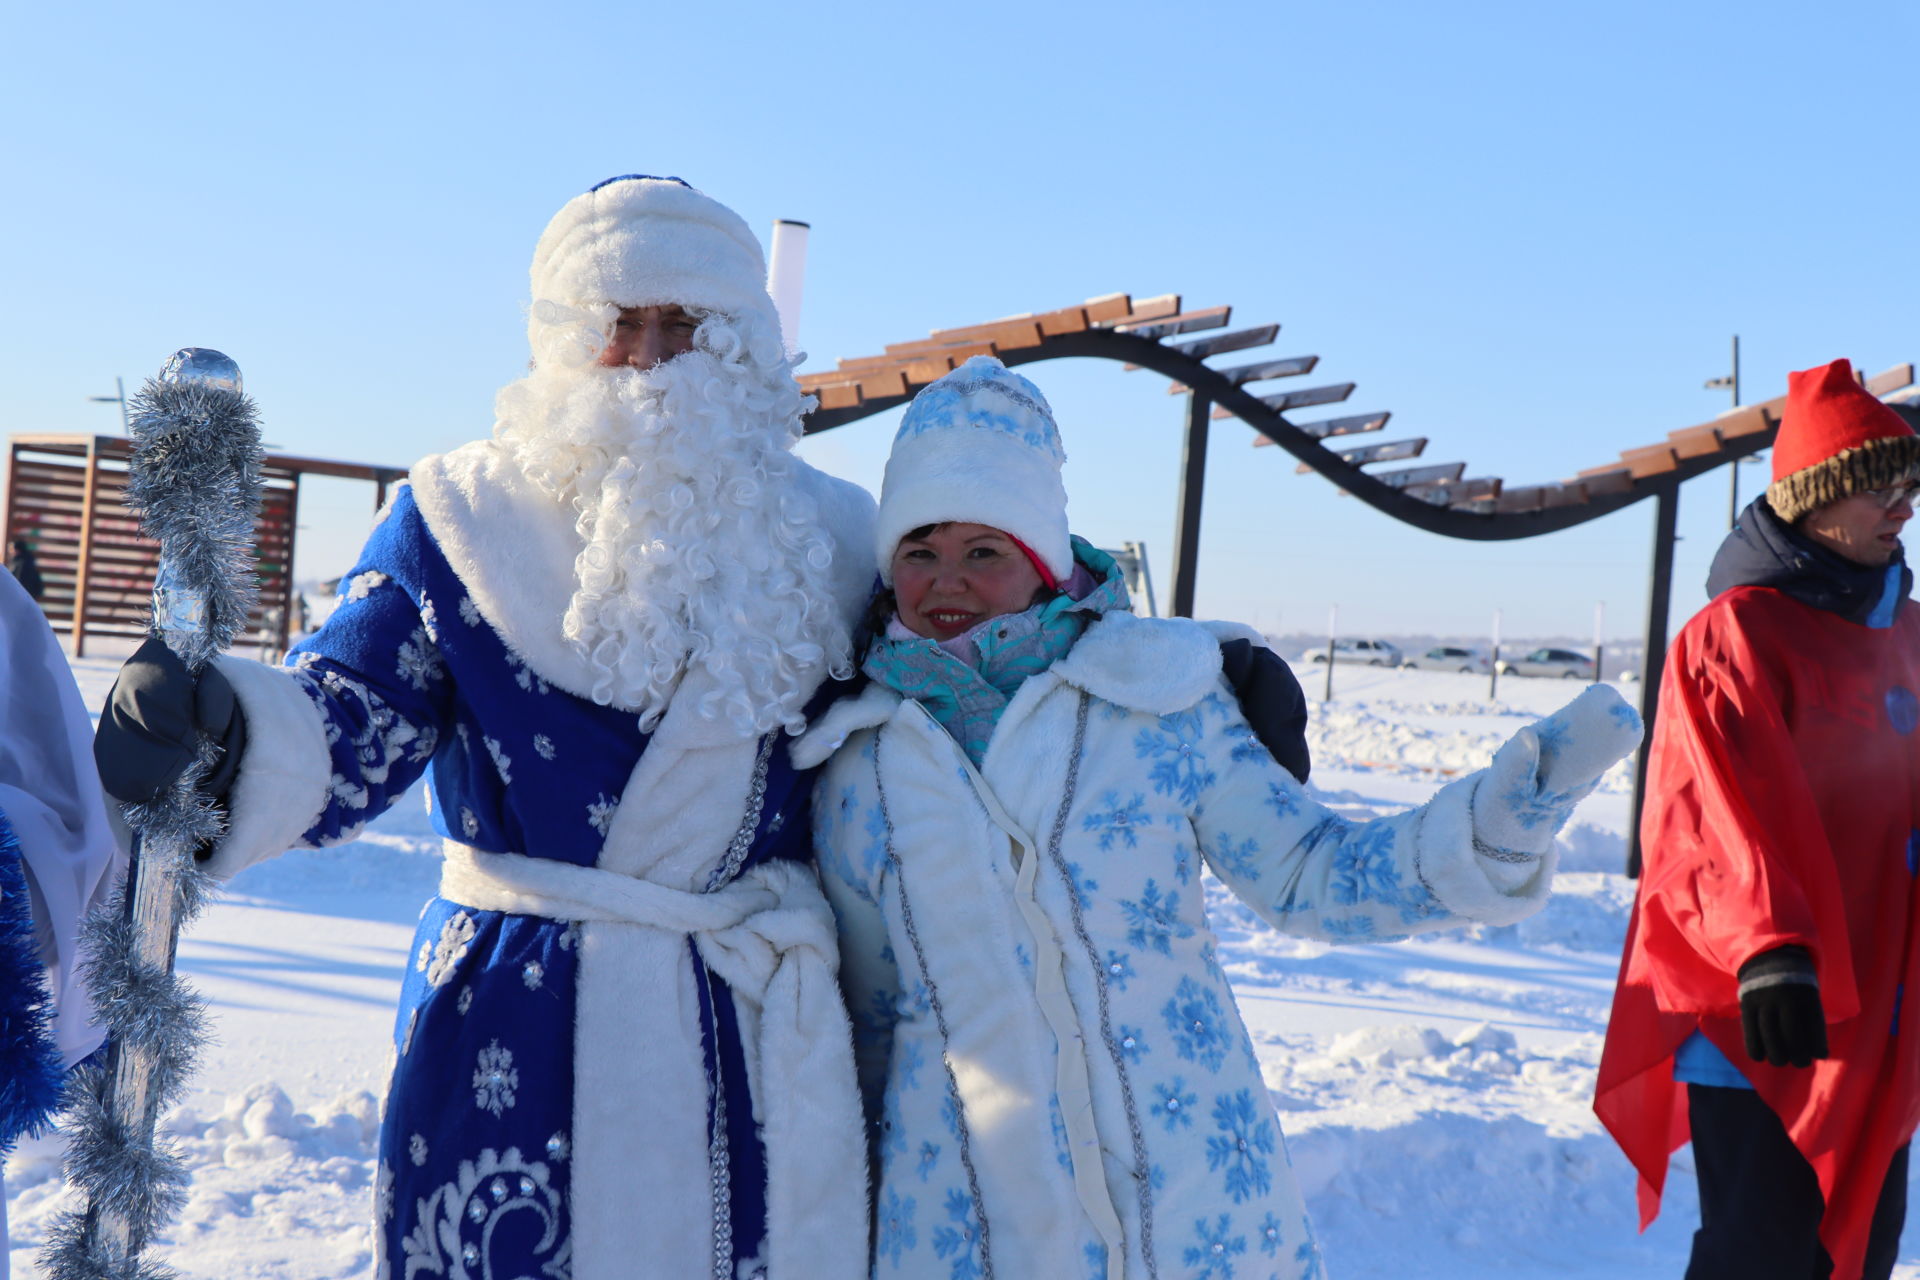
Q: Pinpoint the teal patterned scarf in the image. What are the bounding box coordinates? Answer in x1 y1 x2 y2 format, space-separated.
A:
862 539 1132 763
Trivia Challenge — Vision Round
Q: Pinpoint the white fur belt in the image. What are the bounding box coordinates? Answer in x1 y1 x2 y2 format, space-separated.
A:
436 841 867 1280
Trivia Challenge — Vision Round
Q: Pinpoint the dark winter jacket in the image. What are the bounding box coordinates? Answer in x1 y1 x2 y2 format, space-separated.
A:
1707 495 1911 625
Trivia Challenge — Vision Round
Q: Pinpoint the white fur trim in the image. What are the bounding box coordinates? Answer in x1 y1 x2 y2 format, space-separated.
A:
1411 774 1554 926
437 844 866 1280
789 680 899 770
407 441 876 711
874 425 1071 586
530 179 778 336
1196 618 1270 650
1049 610 1224 714
202 657 331 879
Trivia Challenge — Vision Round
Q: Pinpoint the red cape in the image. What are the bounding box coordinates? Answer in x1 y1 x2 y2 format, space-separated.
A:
1594 585 1920 1280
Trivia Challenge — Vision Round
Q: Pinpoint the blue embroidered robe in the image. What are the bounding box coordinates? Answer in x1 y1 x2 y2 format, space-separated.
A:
283 488 820 1278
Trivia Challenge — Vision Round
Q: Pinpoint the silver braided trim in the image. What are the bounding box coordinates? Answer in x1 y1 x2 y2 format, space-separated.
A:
1043 694 1157 1278
701 731 776 1280
707 964 735 1280
874 733 996 1280
1470 833 1543 865
705 734 778 893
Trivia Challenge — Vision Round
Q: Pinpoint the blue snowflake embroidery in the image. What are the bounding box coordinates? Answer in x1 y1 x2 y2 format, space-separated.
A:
1163 978 1233 1072
1064 862 1102 906
1206 1090 1277 1203
1136 711 1217 805
917 1141 941 1182
1533 714 1571 764
1115 1025 1149 1063
1152 1077 1198 1131
1265 779 1302 820
1172 839 1195 885
1103 950 1136 991
1048 1099 1075 1170
1320 914 1379 940
880 1085 910 1162
1329 824 1401 905
1297 1238 1325 1279
1082 791 1149 850
1226 719 1270 763
1211 831 1261 881
1183 1214 1248 1278
1083 1242 1107 1280
861 802 892 878
940 1091 965 1143
877 1189 918 1265
931 1188 985 1280
1120 879 1194 956
1257 1212 1283 1257
898 1038 926 1091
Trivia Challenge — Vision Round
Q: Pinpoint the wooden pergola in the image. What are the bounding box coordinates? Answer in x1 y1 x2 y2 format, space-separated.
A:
4 434 407 657
795 291 1916 872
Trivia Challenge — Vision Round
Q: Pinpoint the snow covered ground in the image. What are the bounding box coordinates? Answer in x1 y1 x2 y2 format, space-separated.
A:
8 659 1916 1278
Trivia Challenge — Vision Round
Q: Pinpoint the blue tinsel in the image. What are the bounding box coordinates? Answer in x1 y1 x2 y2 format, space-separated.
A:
0 805 67 1152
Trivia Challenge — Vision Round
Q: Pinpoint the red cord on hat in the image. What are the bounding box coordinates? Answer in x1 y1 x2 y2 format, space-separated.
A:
1007 535 1060 591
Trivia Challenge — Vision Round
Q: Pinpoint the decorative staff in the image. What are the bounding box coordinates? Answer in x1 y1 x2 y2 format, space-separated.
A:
45 348 263 1280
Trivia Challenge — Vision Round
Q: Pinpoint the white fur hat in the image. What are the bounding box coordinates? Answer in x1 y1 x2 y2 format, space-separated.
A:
875 356 1071 586
528 175 779 350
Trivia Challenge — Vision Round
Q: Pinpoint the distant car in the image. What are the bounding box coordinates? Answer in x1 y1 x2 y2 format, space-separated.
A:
1402 645 1492 674
1300 638 1404 667
1497 647 1597 679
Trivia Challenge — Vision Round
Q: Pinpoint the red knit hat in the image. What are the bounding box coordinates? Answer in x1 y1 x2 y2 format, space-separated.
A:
1765 358 1920 523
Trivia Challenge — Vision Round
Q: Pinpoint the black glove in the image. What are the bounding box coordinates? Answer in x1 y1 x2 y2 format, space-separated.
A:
1218 638 1311 783
95 637 248 805
1738 945 1829 1068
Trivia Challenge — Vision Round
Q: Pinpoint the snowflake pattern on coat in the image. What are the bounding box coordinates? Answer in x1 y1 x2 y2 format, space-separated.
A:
286 487 822 1280
817 636 1534 1280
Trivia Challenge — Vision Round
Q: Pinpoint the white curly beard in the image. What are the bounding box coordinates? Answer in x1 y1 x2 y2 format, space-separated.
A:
492 317 851 735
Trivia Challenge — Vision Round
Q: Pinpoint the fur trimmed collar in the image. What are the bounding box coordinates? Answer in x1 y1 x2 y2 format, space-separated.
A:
791 612 1225 768
407 439 877 714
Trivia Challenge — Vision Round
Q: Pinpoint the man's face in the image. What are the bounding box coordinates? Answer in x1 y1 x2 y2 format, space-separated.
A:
596 305 700 370
1798 483 1918 566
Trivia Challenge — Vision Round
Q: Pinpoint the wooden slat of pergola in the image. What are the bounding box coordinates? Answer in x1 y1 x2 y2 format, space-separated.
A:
5 434 406 657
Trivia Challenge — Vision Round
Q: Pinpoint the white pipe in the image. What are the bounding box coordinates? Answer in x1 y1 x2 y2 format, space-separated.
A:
766 219 810 361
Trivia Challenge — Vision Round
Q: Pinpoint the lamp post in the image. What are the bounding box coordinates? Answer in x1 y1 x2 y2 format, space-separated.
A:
89 376 129 431
1705 336 1743 527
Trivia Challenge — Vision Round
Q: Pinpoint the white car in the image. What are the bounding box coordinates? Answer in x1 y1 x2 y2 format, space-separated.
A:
1401 645 1492 674
1299 638 1404 667
1497 647 1597 680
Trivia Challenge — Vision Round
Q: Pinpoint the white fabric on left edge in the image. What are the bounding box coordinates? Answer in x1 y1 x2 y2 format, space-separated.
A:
0 566 124 1067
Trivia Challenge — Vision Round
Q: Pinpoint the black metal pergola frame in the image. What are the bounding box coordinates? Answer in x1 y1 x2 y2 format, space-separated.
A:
797 293 1914 871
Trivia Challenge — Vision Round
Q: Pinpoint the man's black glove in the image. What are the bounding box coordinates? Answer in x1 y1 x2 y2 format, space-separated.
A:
1218 638 1310 784
1738 945 1829 1068
95 637 248 806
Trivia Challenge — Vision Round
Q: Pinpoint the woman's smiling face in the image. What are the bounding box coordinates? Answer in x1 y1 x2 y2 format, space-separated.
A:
891 522 1047 640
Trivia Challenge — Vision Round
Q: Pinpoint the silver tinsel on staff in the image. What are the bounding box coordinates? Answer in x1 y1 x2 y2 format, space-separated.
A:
44 349 264 1280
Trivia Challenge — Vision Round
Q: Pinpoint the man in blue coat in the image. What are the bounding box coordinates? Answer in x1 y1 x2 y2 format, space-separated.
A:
95 176 878 1280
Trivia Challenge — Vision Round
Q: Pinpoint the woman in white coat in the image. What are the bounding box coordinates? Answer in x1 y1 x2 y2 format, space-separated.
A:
799 357 1642 1280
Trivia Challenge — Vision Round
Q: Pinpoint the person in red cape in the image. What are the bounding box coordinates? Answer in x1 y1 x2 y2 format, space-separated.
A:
1595 358 1920 1280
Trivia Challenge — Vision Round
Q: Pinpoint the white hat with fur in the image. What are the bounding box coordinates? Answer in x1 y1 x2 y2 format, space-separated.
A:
528 175 779 358
875 356 1071 586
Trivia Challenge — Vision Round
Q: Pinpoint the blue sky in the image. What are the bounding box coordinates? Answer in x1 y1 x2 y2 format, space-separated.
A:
3 0 1913 643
